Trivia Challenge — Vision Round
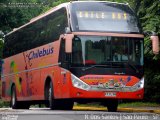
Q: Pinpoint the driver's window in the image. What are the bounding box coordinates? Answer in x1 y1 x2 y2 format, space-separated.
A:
59 39 66 64
72 38 83 64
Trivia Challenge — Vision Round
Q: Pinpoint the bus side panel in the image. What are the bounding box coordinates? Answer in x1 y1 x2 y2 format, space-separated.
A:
41 66 62 99
37 41 60 99
2 53 28 101
2 40 61 102
23 40 60 100
51 69 73 99
59 70 72 98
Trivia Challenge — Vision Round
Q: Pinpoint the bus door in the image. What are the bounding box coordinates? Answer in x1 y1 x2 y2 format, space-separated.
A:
58 39 71 98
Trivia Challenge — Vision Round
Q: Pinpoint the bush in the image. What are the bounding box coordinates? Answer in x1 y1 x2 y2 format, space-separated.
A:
0 100 10 108
144 58 160 103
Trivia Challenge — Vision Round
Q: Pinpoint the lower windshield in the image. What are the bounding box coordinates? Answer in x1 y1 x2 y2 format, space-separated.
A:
71 36 143 66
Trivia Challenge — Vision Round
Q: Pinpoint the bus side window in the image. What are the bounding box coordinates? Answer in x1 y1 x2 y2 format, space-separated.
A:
72 39 83 64
3 7 68 58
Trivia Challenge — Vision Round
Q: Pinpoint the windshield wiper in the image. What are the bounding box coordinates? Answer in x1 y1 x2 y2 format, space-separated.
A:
82 62 139 73
101 61 126 67
101 61 139 73
82 65 110 71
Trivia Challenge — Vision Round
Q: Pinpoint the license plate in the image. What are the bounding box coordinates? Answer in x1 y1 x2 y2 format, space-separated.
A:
105 92 117 97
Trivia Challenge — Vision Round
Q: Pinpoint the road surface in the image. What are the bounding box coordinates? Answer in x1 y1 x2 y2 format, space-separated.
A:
0 108 159 120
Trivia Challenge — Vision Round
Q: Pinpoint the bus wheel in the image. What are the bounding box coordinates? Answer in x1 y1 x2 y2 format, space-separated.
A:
11 85 30 109
11 85 18 109
106 99 118 112
48 82 59 110
19 102 30 109
63 100 74 110
59 100 74 110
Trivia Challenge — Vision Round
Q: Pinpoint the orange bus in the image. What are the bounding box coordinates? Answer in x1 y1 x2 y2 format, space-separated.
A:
1 1 144 112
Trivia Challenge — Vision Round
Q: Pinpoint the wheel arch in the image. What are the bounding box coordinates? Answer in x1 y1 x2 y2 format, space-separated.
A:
11 82 16 95
44 76 52 100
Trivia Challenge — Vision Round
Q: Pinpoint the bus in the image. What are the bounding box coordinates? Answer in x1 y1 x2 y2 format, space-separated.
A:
1 1 144 112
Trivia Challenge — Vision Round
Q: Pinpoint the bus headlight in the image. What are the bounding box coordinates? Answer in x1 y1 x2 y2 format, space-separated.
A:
131 77 144 91
71 74 90 91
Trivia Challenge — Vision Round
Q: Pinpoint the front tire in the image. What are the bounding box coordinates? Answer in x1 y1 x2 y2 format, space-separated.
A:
59 100 74 110
48 82 74 110
48 82 59 110
106 99 118 112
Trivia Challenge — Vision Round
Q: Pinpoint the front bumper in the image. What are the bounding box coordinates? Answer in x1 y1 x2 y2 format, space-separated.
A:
70 87 144 99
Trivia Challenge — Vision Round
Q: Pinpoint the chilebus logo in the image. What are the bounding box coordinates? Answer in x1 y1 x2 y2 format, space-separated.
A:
27 47 54 61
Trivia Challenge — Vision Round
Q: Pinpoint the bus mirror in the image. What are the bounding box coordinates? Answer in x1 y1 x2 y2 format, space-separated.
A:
150 33 159 54
64 34 74 53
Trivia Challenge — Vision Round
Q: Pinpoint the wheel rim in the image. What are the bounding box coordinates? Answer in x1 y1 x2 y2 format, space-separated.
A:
48 86 52 107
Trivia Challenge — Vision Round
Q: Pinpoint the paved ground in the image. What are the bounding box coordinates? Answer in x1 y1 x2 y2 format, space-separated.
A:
0 108 159 120
0 107 160 120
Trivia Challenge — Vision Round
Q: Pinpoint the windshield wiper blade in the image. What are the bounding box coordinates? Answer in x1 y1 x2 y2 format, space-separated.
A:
82 65 109 71
102 61 126 67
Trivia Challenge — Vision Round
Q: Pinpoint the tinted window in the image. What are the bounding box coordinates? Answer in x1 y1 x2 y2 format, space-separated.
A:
3 7 68 58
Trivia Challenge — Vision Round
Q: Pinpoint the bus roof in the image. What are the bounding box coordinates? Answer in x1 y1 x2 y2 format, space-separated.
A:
71 1 128 5
6 1 129 36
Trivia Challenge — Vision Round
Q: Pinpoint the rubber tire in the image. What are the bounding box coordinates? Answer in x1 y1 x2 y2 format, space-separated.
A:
11 85 30 109
19 102 30 109
106 99 118 112
48 82 74 110
48 82 59 110
11 85 18 109
59 100 74 110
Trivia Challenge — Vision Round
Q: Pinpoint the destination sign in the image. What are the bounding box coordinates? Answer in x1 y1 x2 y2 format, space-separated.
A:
76 11 128 20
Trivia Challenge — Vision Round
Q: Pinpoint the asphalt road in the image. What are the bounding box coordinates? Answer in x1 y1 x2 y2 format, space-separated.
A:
0 108 159 120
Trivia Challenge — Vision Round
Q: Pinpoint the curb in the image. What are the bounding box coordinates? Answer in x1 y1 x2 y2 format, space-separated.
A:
73 106 107 111
154 110 160 114
73 106 160 114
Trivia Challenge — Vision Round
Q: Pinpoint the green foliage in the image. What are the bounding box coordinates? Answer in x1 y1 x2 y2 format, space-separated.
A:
118 102 160 107
116 0 160 103
136 0 160 103
0 40 4 58
0 0 44 33
0 100 9 108
144 71 160 102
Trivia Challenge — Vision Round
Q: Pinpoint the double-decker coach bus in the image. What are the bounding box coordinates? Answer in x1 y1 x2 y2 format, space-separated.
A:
1 1 144 112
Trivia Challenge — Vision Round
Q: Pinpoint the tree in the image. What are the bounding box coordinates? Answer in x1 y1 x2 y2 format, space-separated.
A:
0 0 44 33
125 0 160 102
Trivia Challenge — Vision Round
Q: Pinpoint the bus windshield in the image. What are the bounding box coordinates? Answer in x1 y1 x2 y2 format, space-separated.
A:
70 2 141 33
71 36 143 67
